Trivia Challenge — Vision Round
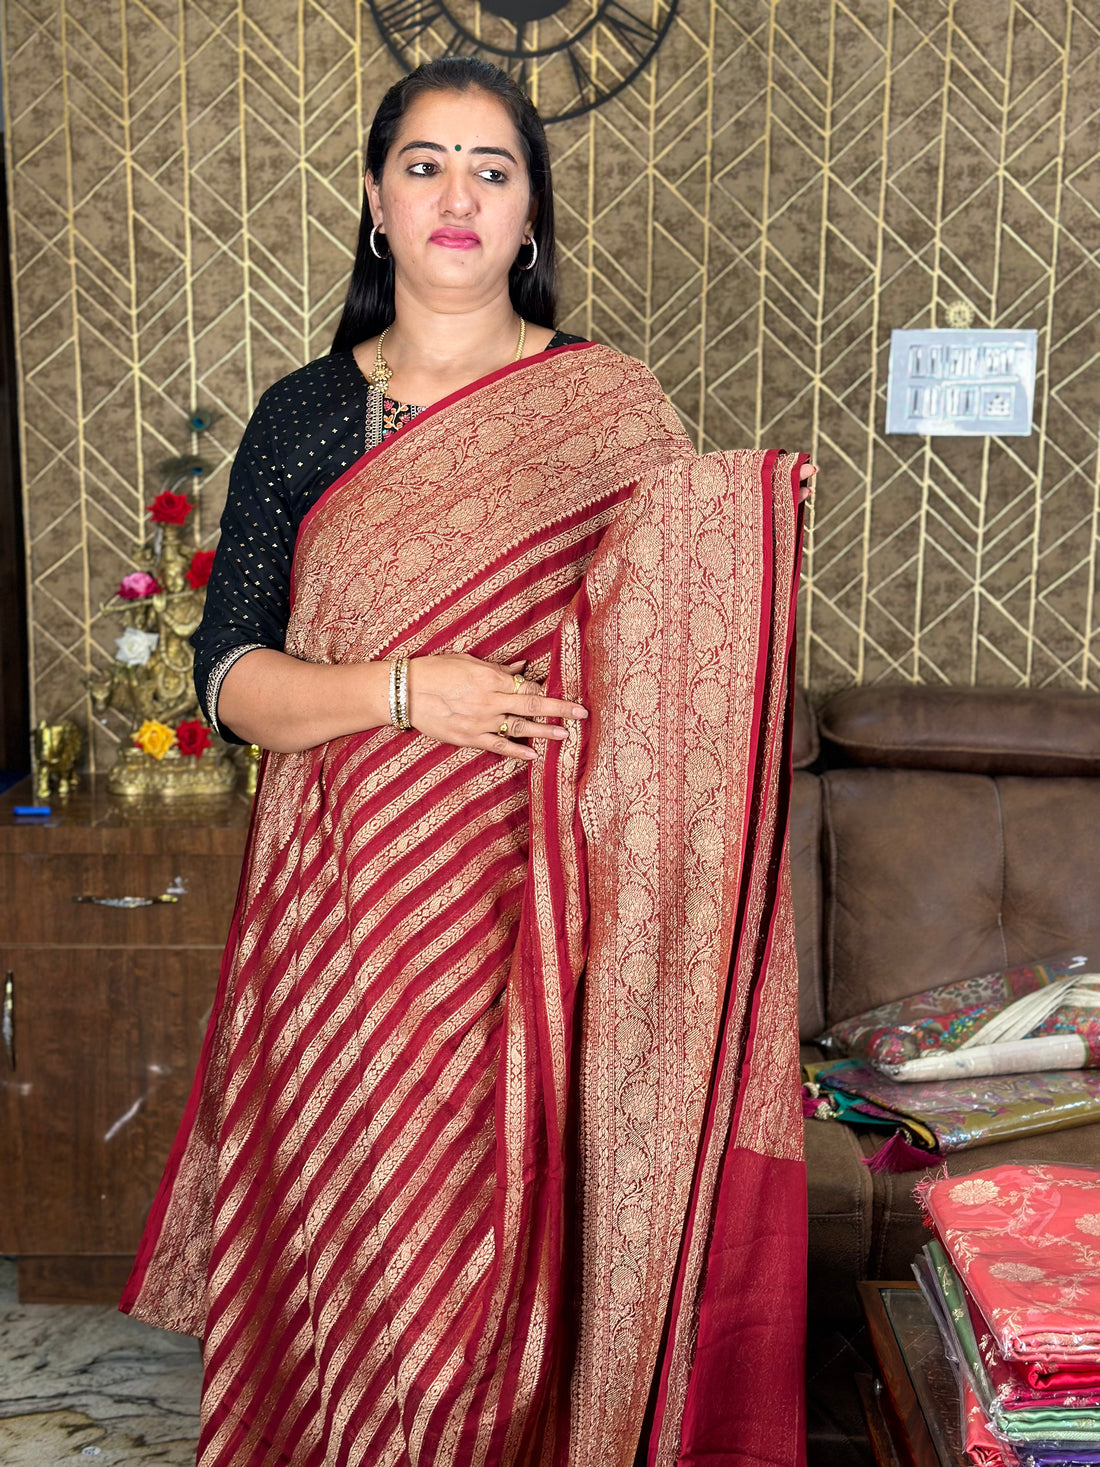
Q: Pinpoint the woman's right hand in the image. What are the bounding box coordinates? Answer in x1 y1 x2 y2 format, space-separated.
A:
406 653 587 762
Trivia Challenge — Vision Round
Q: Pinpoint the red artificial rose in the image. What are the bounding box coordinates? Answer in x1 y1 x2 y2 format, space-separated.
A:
148 490 193 525
185 549 216 589
175 719 213 758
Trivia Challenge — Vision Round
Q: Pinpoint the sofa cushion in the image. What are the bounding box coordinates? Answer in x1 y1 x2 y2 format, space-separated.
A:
859 1122 1100 1281
791 771 824 1039
820 686 1100 776
823 769 1005 1021
822 769 1100 1024
802 1043 874 1321
1001 777 1100 962
804 1116 874 1321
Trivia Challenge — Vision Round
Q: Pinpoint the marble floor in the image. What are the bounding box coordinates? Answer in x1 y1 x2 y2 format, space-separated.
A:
0 1258 201 1465
0 1251 872 1466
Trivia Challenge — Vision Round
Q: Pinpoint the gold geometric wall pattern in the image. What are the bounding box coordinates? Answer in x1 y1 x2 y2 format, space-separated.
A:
4 1 1098 771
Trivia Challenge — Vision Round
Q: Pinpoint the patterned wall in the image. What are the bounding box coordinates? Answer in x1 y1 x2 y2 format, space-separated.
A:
4 0 1099 769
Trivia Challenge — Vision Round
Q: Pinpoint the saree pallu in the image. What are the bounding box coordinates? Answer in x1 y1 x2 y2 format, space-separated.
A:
121 343 808 1467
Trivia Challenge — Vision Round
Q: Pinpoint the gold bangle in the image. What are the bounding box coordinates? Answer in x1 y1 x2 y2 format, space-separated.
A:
390 655 412 731
397 657 412 730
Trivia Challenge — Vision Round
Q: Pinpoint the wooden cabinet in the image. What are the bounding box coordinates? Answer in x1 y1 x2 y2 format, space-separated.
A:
0 777 249 1302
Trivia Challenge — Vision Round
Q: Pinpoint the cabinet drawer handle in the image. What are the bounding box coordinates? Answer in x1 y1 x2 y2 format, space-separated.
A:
3 970 13 1070
72 875 188 909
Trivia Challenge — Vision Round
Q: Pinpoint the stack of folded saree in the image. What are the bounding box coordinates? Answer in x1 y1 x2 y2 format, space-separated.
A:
916 1163 1100 1467
803 956 1100 1171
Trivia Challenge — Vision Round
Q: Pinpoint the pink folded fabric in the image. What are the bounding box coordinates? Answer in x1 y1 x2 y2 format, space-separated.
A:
920 1162 1100 1364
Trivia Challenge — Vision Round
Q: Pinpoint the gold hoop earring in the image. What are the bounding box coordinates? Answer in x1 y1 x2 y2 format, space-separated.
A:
370 226 389 261
519 237 538 272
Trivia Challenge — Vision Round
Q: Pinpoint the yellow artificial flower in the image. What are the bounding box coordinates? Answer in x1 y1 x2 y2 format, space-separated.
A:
133 720 177 760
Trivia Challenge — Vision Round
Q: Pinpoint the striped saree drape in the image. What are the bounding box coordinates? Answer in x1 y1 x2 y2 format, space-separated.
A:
121 343 808 1467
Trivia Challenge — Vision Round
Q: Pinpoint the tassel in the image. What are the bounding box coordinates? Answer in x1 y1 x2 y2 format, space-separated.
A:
863 1130 936 1174
913 1163 952 1225
801 1084 836 1121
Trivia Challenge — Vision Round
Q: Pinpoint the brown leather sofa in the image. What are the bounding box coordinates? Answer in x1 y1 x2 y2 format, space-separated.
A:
789 685 1100 1323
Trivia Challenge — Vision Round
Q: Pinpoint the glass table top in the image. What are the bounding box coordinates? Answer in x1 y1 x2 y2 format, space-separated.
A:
881 1286 968 1467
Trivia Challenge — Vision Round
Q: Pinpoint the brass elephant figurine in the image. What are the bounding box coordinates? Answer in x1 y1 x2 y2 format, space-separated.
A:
33 718 83 800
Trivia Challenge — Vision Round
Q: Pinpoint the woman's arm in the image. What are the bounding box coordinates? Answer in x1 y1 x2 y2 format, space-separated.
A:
216 649 390 751
191 397 300 744
196 388 585 757
218 648 586 758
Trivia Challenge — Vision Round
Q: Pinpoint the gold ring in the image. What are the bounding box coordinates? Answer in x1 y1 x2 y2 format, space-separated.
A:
512 672 524 694
498 719 510 737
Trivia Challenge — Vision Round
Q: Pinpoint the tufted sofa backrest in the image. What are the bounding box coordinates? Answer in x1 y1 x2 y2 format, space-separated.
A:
788 686 1100 1039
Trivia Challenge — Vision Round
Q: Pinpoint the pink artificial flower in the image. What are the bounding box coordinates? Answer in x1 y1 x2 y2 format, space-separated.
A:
118 571 160 600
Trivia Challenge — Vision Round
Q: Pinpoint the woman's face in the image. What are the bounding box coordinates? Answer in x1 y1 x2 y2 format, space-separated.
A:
366 88 536 303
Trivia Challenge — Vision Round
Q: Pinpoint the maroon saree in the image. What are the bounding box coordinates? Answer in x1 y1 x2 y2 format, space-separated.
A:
121 342 808 1467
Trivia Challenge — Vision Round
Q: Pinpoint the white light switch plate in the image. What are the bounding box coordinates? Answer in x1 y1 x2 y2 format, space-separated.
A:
885 329 1037 436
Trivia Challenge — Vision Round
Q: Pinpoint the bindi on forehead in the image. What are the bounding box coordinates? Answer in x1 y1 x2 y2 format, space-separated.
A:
394 137 521 166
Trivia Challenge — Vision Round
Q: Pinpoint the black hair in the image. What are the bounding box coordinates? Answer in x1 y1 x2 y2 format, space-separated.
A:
330 59 557 352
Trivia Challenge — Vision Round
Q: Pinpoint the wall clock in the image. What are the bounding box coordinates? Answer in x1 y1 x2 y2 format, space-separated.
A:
365 0 679 123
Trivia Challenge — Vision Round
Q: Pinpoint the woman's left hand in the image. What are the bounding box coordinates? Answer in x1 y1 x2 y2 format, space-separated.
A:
798 461 818 505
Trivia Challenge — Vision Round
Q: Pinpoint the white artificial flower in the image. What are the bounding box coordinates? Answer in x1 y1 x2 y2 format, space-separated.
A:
115 626 159 666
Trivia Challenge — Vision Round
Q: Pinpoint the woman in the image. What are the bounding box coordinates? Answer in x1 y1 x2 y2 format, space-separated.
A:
122 58 815 1467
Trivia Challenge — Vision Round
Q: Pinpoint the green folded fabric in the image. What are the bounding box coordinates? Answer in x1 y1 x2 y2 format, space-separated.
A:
926 1239 995 1412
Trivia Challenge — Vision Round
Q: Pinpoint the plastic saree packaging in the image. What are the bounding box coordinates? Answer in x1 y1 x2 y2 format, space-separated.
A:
919 1164 1100 1367
802 1060 1100 1172
1018 1452 1100 1466
922 1243 1100 1413
817 955 1100 1081
914 1246 1022 1465
917 1243 1100 1466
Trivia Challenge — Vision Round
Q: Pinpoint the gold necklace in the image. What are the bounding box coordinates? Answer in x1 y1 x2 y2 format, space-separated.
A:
367 318 527 393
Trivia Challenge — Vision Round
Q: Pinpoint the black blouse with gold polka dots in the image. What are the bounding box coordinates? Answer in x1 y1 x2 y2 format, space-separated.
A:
192 333 586 743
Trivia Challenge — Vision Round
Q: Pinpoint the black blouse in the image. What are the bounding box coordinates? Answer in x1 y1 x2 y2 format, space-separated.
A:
192 332 587 743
